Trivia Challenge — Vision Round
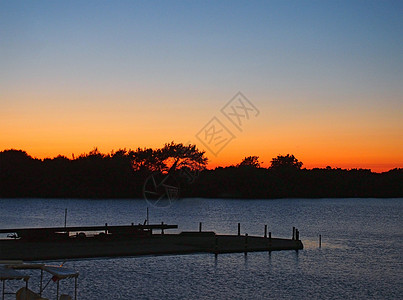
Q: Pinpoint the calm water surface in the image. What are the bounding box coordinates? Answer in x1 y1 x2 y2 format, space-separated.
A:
0 198 402 299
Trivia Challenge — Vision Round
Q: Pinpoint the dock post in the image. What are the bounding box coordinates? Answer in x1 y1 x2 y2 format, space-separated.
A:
245 233 248 255
264 225 267 238
105 223 108 234
319 234 322 248
238 223 241 236
75 276 78 300
39 269 43 296
292 227 295 240
161 222 164 235
268 232 272 248
199 222 202 232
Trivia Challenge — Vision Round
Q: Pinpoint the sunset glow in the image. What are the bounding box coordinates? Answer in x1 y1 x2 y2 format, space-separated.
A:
1 1 402 173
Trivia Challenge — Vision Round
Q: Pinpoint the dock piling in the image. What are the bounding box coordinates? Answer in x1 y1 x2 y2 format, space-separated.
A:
245 233 248 255
264 225 267 238
238 223 241 236
292 227 295 240
39 269 43 296
269 232 272 247
74 277 77 300
199 222 202 232
319 234 322 248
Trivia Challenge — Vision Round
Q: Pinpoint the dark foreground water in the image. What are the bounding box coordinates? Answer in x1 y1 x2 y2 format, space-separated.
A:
0 198 402 299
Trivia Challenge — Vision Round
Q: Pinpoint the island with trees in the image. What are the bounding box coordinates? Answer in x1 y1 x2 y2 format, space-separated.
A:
0 142 402 199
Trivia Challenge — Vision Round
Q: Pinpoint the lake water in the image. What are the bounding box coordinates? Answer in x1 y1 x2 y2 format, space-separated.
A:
0 198 402 299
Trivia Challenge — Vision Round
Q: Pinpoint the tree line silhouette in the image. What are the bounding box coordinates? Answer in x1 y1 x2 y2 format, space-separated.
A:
0 143 402 199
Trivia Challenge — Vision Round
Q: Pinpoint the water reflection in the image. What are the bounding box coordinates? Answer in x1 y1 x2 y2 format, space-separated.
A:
0 198 401 299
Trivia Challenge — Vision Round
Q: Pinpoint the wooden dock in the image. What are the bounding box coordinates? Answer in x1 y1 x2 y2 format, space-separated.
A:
0 224 303 261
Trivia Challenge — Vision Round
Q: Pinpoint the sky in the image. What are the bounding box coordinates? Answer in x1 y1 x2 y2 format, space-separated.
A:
1 0 402 172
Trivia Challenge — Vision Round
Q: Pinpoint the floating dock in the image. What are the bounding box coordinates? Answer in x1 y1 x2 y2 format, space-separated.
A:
0 224 303 261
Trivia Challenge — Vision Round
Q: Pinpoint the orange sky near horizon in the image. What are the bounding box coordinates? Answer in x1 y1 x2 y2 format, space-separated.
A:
1 90 402 173
1 2 402 174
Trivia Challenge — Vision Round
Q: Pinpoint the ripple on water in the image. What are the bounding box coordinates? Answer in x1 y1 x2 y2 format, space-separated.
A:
0 198 402 299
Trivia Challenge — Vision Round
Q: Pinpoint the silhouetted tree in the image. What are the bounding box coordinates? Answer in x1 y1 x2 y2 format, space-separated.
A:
77 147 106 160
131 147 164 172
0 149 34 163
159 142 208 173
131 142 207 173
0 149 41 197
238 156 261 168
1 147 402 199
269 154 302 171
